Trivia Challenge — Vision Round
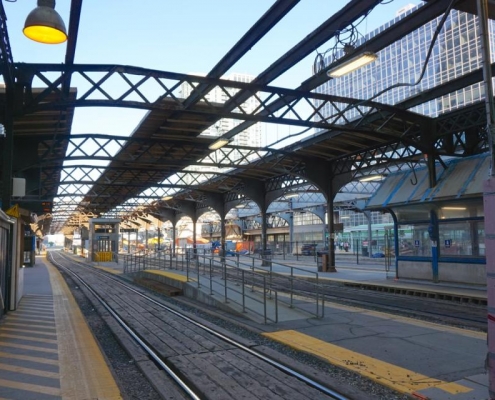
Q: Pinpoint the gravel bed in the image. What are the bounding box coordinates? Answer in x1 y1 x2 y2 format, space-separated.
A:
120 276 411 400
57 263 410 400
58 268 163 400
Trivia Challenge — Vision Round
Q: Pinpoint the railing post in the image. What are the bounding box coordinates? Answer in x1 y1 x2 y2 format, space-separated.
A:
321 293 325 318
209 258 213 295
242 270 246 313
186 252 190 281
196 255 200 288
224 262 228 303
263 276 267 324
316 273 321 318
275 291 278 323
316 286 319 318
251 262 255 292
290 267 294 308
268 261 273 299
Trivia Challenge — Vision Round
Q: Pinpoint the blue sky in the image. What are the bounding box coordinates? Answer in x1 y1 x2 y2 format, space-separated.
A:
5 1 428 222
5 0 421 139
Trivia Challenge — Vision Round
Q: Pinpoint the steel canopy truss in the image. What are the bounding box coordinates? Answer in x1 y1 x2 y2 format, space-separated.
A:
3 0 493 233
15 64 426 134
13 66 429 213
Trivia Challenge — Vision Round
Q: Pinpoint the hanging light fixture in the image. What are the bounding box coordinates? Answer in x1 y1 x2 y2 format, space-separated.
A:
208 138 230 150
327 51 378 78
23 0 67 44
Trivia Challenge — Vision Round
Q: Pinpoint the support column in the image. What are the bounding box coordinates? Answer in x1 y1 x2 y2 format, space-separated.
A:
172 222 177 257
221 216 227 263
192 217 197 257
289 199 294 254
429 210 439 282
326 198 336 271
261 209 270 266
366 212 372 258
477 2 495 397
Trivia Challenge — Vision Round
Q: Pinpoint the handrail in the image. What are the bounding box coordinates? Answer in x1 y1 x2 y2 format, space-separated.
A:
195 251 323 319
122 247 324 322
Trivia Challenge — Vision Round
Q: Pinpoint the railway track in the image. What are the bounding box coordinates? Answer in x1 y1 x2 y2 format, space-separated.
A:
126 253 487 331
269 276 487 331
48 251 360 400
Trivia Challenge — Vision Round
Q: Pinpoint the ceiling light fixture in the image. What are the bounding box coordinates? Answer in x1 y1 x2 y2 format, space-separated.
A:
162 195 173 201
23 0 67 45
208 138 230 150
358 174 384 182
327 51 378 78
284 193 299 199
441 207 466 211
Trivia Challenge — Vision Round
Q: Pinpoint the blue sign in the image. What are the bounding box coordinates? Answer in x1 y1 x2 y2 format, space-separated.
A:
445 239 452 248
414 240 420 247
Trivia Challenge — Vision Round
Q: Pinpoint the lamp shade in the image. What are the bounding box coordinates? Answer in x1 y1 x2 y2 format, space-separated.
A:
23 1 67 44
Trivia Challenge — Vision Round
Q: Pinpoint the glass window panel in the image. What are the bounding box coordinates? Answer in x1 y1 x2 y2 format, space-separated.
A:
439 220 484 257
397 224 431 256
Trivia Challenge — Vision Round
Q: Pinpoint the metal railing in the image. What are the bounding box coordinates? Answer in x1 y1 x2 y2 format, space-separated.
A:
220 252 325 319
123 247 325 321
191 254 279 324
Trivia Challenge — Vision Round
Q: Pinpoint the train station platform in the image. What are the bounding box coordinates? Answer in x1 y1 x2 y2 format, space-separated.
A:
0 255 123 400
93 251 488 400
1 251 489 400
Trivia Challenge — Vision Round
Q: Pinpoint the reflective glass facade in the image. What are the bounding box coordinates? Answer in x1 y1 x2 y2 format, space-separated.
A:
316 5 495 118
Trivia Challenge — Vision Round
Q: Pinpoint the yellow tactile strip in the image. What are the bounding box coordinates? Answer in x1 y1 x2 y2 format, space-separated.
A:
145 269 189 282
46 262 123 400
263 330 472 396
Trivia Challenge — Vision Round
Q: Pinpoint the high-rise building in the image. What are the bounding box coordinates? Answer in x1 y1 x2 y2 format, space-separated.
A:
316 3 495 119
314 3 495 234
180 72 261 148
177 73 262 187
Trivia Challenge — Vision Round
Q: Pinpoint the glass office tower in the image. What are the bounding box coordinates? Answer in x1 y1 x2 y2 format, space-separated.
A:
316 4 495 118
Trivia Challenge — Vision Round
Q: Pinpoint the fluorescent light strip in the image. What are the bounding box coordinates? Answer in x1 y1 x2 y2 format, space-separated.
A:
359 174 383 182
327 52 378 78
208 138 230 150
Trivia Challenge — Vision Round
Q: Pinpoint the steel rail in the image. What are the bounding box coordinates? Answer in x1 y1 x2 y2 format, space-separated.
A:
48 252 201 400
49 251 351 400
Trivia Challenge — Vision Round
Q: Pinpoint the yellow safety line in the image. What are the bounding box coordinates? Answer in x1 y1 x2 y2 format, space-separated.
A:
145 269 188 282
263 330 472 395
46 262 123 400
